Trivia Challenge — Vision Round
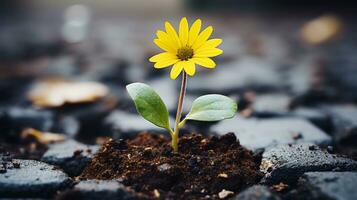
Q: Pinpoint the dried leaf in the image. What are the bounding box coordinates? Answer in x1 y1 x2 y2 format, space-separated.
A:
21 128 66 145
301 15 342 45
28 80 108 108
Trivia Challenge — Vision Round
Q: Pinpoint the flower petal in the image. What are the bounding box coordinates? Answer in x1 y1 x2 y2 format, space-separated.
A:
194 48 223 58
154 58 179 69
170 62 184 79
184 60 196 76
154 39 175 53
195 39 222 53
165 21 181 48
156 30 178 52
149 52 177 62
192 57 216 68
205 39 222 47
188 19 201 46
179 17 189 46
192 26 213 50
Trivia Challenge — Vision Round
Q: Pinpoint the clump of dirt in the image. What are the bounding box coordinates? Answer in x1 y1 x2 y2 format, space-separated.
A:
81 132 263 199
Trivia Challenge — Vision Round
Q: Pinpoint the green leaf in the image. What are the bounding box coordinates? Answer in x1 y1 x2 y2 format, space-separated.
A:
185 94 237 121
126 82 170 130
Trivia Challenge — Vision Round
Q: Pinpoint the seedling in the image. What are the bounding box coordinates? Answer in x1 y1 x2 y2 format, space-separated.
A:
126 18 237 152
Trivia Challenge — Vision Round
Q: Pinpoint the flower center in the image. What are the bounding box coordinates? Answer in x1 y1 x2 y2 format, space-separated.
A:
177 46 194 61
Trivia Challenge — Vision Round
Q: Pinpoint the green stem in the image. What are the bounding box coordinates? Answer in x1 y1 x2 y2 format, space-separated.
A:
172 71 187 152
178 118 187 129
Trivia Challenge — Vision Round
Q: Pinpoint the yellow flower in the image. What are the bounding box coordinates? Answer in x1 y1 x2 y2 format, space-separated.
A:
149 17 223 79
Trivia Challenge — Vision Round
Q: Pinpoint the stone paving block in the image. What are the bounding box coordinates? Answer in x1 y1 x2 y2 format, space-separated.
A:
251 98 331 132
0 107 80 138
68 102 113 142
285 57 317 94
322 104 357 145
289 107 331 132
187 58 284 94
51 115 80 138
296 172 357 200
104 110 171 139
42 140 99 176
57 180 138 200
252 93 291 117
260 144 357 184
0 107 54 134
233 185 281 200
211 116 332 150
0 159 72 198
325 52 357 102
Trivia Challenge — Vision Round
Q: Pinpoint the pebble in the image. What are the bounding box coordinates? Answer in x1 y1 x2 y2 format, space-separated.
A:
218 173 228 178
12 159 21 168
157 163 172 172
218 189 234 199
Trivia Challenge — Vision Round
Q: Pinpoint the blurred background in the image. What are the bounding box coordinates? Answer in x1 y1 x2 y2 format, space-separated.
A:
0 0 357 154
1 0 356 100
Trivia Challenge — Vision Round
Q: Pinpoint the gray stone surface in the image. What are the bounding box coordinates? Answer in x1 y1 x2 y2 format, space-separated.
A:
322 104 357 144
0 107 54 133
104 110 172 138
260 144 357 184
233 185 281 200
187 57 284 94
252 93 291 116
57 180 138 200
52 115 80 138
146 77 178 112
285 57 317 94
251 99 331 132
297 172 357 200
211 116 332 150
325 51 357 102
290 107 331 132
0 107 79 137
42 140 99 176
0 159 72 198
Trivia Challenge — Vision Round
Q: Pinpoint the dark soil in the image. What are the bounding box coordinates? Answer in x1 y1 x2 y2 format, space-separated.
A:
81 132 263 199
0 135 47 160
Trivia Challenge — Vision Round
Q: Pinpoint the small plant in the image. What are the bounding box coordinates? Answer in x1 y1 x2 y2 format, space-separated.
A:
126 17 237 152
